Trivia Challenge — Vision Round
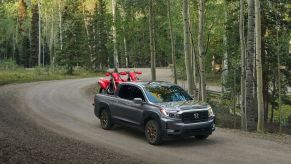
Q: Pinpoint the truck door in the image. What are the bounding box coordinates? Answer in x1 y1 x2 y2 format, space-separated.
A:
116 85 146 126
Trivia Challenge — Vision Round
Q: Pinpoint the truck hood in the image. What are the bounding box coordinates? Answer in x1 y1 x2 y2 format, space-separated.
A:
155 100 209 112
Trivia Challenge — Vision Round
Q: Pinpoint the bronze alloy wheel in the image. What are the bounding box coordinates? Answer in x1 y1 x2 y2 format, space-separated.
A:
145 120 161 145
147 123 157 142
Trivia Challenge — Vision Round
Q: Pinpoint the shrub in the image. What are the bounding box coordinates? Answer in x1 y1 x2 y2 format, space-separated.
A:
0 59 19 70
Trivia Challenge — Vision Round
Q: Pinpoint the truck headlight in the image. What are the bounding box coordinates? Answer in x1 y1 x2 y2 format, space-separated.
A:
160 108 179 119
160 108 169 117
208 106 215 117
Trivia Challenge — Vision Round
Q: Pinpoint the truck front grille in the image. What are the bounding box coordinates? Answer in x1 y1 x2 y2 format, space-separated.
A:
181 110 208 123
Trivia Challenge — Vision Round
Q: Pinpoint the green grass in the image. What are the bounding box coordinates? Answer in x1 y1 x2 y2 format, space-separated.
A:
0 67 103 86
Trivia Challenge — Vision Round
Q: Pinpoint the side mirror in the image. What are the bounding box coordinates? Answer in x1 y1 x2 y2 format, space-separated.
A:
133 98 143 104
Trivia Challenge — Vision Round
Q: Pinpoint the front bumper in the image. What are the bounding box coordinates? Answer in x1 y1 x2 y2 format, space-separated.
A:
161 117 215 137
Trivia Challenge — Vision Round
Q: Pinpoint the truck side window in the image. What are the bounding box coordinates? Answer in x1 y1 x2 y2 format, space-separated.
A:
118 85 145 101
118 85 130 99
130 86 145 101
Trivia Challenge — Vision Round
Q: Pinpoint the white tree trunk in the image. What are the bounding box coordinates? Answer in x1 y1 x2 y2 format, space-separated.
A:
49 7 54 67
222 0 228 93
121 3 128 68
255 0 264 132
123 29 128 68
38 0 41 66
183 0 194 95
43 11 47 66
198 0 206 101
277 27 282 133
149 0 156 80
245 0 256 131
188 4 197 95
167 0 177 84
112 0 118 71
240 0 247 130
58 0 63 50
13 21 18 60
82 0 93 65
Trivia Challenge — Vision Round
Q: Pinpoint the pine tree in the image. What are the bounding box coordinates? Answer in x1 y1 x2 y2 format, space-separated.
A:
94 0 109 70
30 1 39 67
56 0 87 74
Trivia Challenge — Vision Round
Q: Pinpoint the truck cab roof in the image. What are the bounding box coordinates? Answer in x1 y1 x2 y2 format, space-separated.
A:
119 81 177 88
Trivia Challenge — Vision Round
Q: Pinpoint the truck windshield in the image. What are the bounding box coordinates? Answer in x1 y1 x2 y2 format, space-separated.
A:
143 84 192 103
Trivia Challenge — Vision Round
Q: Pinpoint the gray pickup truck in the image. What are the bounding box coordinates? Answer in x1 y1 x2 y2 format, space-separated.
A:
93 81 215 145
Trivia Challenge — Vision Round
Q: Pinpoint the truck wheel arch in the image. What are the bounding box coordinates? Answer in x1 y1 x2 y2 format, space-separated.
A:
95 102 110 118
143 112 161 129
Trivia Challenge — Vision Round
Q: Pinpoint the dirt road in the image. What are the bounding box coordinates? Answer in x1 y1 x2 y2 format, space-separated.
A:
0 68 291 164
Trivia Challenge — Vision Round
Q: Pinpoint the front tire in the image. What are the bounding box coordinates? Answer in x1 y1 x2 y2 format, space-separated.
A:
145 120 162 145
195 135 209 140
100 109 113 130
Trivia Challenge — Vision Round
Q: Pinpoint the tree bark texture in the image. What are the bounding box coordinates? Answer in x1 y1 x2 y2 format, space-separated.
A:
149 0 156 80
198 0 206 101
240 0 247 130
183 0 194 95
167 0 177 84
58 0 63 51
245 0 257 131
112 0 118 72
255 0 264 132
222 0 228 93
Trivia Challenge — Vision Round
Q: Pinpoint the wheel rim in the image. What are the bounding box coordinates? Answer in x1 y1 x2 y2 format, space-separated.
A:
146 122 157 143
100 111 108 128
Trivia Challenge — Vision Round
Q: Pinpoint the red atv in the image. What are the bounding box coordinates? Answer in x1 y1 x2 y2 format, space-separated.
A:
98 71 127 94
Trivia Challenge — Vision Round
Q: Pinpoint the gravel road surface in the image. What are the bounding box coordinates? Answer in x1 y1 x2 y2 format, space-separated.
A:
0 68 291 164
0 82 146 164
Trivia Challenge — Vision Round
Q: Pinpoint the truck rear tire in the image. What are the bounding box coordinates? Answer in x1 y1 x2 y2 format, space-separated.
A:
145 120 162 145
100 109 113 130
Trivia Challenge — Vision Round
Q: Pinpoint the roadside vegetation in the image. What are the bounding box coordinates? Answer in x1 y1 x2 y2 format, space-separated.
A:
208 91 291 135
0 59 101 86
176 62 291 134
